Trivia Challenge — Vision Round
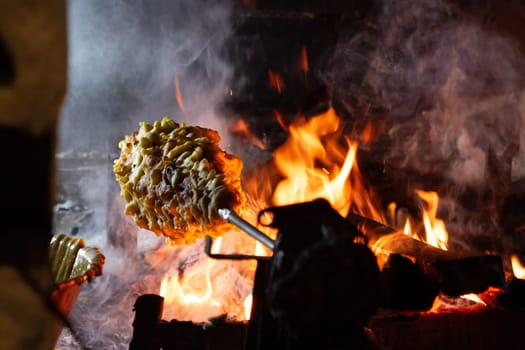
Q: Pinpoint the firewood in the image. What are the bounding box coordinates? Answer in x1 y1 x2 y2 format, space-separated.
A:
380 254 438 311
347 213 505 297
419 255 505 297
498 277 525 309
348 212 473 261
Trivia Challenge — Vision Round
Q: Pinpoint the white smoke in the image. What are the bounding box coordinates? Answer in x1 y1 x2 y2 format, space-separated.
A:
58 0 235 153
322 0 525 250
55 0 238 348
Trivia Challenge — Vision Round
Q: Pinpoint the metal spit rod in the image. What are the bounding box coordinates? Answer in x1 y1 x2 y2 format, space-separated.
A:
218 208 275 250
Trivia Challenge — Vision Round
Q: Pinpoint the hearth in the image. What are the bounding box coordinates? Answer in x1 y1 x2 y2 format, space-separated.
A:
52 1 525 349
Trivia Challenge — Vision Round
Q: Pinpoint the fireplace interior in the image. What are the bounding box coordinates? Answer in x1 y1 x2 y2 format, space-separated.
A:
3 0 523 349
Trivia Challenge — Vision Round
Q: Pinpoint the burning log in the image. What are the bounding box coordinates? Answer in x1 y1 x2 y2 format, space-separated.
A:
420 255 505 297
349 213 505 299
158 320 246 350
372 232 463 262
129 293 247 350
498 277 525 309
380 254 438 311
500 255 525 309
370 308 525 350
376 234 504 297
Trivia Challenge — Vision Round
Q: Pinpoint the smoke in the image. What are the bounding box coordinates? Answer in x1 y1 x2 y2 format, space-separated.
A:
323 0 525 250
58 0 235 153
55 0 238 348
53 0 525 346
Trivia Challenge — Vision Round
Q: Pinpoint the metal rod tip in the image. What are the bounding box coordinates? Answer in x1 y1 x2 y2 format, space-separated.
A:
217 208 231 220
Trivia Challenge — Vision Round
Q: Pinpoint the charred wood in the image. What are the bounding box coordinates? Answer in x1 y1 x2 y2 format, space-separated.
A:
369 308 525 350
347 213 475 261
420 255 505 297
379 254 438 311
372 233 468 262
348 213 505 298
158 320 246 350
498 277 525 309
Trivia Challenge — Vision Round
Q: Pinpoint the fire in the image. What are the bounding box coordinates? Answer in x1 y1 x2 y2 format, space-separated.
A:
154 102 496 322
211 236 223 254
511 254 525 279
268 69 284 93
230 118 265 150
300 46 308 80
243 294 253 320
149 230 258 323
159 267 215 306
429 292 486 313
173 71 186 115
399 190 449 250
158 258 220 322
403 219 413 237
415 190 448 250
460 293 486 305
273 110 288 131
361 121 374 145
154 106 387 322
272 107 383 221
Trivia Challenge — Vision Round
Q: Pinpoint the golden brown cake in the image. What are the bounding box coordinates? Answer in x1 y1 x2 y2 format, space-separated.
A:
113 117 245 244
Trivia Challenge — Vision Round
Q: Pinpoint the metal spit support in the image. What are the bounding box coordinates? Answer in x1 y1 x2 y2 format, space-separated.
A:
218 208 275 251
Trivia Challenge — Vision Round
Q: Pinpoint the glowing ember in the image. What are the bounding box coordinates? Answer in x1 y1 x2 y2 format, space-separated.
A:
429 293 487 313
173 71 186 114
511 254 525 279
268 69 284 93
273 109 288 131
361 121 374 145
300 46 308 80
230 118 265 150
460 293 486 305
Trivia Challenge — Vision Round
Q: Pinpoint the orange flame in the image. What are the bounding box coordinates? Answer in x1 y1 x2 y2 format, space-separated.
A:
272 107 383 221
155 106 462 321
300 46 308 80
361 121 374 145
415 190 448 250
273 110 288 131
268 69 284 93
173 71 186 115
511 254 525 279
403 219 412 236
159 258 220 322
151 231 258 322
230 118 265 150
157 107 388 322
243 294 253 320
